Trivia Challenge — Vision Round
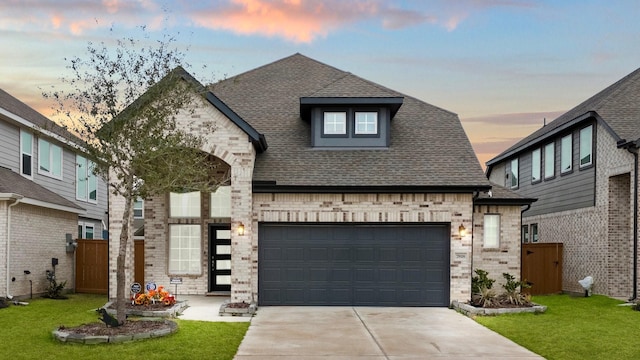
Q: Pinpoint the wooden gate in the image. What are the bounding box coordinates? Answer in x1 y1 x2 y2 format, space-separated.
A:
134 240 145 285
522 243 563 295
76 239 108 294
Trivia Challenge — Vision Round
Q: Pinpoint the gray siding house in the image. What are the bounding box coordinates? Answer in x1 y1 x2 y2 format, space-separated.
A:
0 89 108 298
486 67 640 298
110 54 533 306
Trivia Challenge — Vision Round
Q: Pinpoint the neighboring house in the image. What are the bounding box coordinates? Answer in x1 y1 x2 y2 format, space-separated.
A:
109 54 533 306
0 89 109 298
486 67 640 299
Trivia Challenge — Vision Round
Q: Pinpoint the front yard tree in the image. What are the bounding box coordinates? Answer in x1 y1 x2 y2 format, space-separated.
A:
45 29 220 324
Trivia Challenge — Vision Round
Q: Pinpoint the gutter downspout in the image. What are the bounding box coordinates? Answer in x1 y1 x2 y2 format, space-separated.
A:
5 195 22 298
626 146 639 301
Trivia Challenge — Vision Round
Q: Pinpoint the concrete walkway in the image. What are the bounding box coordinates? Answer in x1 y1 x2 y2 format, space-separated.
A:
234 306 544 359
177 295 251 322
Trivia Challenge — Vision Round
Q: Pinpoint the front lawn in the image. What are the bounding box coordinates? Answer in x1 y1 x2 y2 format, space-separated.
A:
0 294 249 359
475 294 640 359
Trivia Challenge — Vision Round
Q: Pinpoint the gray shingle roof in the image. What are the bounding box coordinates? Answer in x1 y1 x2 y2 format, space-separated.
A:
488 67 640 165
0 88 80 143
210 53 489 189
0 166 84 211
474 184 536 205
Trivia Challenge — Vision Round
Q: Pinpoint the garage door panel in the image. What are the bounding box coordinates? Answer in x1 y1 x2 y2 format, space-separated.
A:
259 224 450 306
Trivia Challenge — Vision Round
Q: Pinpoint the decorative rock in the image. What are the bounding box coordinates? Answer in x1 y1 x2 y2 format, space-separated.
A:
52 319 178 344
218 300 257 317
451 300 547 317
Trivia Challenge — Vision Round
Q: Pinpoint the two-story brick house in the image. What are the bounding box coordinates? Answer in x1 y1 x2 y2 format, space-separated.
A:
110 54 534 306
0 89 108 299
486 67 640 299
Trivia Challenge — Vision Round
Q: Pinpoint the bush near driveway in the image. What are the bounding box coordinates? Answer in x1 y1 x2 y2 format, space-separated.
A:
476 294 640 360
0 294 249 360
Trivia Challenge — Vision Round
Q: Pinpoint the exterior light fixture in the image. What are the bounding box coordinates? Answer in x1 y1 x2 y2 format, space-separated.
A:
237 223 245 236
458 224 466 237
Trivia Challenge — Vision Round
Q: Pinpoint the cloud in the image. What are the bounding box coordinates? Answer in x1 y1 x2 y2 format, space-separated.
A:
187 0 444 43
0 0 159 35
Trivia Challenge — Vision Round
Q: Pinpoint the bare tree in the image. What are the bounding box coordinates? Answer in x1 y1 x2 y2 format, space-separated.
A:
44 27 220 324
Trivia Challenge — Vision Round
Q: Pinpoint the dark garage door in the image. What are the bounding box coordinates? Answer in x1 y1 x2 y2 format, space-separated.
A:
258 224 450 306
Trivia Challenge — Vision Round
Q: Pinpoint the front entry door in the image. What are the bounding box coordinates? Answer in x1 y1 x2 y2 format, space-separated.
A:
209 224 231 292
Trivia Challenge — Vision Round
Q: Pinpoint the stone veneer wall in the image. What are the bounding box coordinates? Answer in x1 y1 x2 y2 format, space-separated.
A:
523 125 638 297
108 94 256 301
4 203 76 298
472 205 522 289
252 193 474 303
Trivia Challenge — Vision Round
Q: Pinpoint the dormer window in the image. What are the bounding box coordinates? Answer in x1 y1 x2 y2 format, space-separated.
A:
300 97 403 149
354 112 378 135
323 112 347 135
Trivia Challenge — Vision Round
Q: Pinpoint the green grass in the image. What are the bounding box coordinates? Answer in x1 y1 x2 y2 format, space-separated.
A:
0 294 249 360
475 294 640 359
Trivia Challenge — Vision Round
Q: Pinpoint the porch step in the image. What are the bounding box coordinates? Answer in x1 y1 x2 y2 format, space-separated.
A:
206 291 231 296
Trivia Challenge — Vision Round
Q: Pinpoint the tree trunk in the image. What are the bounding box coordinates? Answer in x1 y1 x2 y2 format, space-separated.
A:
115 198 131 325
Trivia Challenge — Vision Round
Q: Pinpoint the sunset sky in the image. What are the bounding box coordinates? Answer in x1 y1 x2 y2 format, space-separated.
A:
1 0 640 167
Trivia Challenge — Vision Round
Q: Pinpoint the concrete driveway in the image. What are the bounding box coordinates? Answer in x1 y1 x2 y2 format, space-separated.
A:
234 306 544 359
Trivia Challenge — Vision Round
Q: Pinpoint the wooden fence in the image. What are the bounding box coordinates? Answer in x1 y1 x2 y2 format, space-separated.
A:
522 242 563 295
75 239 108 294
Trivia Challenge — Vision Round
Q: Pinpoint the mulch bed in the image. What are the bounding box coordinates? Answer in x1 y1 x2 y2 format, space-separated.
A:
59 320 171 336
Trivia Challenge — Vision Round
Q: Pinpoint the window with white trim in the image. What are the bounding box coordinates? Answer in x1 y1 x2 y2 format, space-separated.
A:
170 192 201 218
544 142 555 179
210 186 231 218
561 134 572 173
133 198 144 219
323 112 347 135
531 148 541 183
484 214 500 248
510 158 519 188
580 125 593 167
168 224 201 275
38 138 62 178
354 112 378 135
78 222 95 239
20 130 33 177
76 155 97 203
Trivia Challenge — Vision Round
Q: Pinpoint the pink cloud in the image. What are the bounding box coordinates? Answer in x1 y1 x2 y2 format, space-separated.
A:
188 0 439 43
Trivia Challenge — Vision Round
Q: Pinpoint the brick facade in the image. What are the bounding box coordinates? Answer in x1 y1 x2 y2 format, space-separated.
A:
109 93 523 305
252 193 476 303
2 202 76 298
523 124 638 297
472 205 522 289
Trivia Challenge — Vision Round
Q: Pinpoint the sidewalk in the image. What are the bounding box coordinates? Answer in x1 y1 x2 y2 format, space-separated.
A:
177 295 252 322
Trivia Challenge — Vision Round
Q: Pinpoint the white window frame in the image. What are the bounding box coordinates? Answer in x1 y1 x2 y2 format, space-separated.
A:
170 191 201 218
354 111 378 135
531 148 541 183
544 142 555 179
580 125 593 168
38 138 63 179
323 112 347 135
20 130 33 178
510 158 519 188
210 186 231 218
168 224 202 275
483 214 500 248
133 198 144 219
561 134 572 173
76 155 97 203
78 222 95 239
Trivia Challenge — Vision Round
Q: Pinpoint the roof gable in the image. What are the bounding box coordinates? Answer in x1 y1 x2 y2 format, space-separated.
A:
488 66 640 167
210 53 489 190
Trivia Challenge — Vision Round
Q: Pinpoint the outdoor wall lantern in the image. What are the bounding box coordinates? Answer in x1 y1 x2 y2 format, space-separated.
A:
237 222 245 236
458 224 467 237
